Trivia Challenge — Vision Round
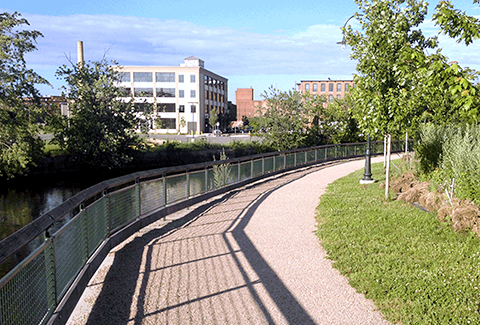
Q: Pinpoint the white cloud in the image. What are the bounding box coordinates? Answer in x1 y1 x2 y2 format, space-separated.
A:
18 12 480 100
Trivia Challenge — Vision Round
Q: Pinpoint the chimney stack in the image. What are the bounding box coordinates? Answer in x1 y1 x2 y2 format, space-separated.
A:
77 41 84 67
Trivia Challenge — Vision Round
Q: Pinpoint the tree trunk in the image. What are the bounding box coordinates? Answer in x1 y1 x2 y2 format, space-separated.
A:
385 134 391 200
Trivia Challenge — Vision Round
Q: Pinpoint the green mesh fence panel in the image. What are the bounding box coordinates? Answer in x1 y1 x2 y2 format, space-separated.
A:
252 159 263 177
296 152 305 165
85 197 109 257
206 168 216 190
326 146 336 159
53 213 87 301
318 148 326 161
285 154 295 167
0 243 54 325
239 162 251 181
264 157 274 173
189 170 206 196
166 174 188 204
346 145 355 157
307 150 316 163
225 163 237 185
109 186 140 230
140 179 164 215
357 144 366 156
275 155 285 171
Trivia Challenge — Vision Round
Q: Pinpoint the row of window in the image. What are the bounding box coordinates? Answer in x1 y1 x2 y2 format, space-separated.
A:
304 82 351 93
119 72 196 83
134 102 197 113
122 88 197 98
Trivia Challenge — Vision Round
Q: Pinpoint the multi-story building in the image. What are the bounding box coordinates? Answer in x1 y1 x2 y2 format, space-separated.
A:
235 87 267 121
297 79 354 104
118 57 228 134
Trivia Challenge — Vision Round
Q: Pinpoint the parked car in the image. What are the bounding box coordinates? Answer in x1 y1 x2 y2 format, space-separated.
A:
213 129 222 136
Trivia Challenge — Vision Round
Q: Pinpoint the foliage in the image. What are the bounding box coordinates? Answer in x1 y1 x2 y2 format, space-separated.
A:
415 123 480 204
316 161 480 324
209 107 218 130
346 0 437 137
433 0 480 46
309 94 363 145
48 59 140 170
346 0 480 135
212 149 231 189
0 12 48 179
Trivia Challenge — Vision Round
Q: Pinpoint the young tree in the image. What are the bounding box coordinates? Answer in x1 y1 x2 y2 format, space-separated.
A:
209 107 218 131
49 59 140 170
0 12 49 178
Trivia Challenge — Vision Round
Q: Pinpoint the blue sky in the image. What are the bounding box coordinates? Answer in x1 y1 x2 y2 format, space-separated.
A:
2 0 480 102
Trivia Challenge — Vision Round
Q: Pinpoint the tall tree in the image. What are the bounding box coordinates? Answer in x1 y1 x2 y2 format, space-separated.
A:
50 59 140 170
0 12 48 179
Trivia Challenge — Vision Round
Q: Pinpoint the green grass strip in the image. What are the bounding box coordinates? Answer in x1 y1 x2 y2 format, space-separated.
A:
316 161 480 324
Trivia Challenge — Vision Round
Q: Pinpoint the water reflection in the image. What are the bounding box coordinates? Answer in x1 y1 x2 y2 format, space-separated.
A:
0 185 81 241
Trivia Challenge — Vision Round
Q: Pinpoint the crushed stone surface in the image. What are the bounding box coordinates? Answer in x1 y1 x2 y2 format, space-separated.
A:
67 157 390 325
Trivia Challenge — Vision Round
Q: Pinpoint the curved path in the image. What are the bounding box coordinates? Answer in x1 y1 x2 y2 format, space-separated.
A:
67 157 390 325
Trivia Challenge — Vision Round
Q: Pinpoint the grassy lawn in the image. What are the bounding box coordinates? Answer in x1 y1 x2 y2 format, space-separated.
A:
316 161 480 324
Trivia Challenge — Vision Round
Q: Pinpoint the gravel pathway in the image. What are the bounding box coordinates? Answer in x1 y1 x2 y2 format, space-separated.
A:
67 157 390 325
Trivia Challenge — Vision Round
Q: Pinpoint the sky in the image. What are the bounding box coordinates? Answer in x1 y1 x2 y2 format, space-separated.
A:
2 0 480 103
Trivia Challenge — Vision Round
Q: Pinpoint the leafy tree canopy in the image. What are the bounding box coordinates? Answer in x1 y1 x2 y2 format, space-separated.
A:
0 12 48 179
48 59 140 169
345 0 480 137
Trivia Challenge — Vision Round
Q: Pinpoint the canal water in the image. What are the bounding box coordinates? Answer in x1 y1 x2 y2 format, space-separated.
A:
0 182 82 241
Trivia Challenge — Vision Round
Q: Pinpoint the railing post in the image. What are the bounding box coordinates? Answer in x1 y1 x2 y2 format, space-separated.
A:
315 148 318 162
250 159 254 178
262 156 265 175
186 171 190 198
238 162 241 181
163 173 167 207
273 155 276 171
325 147 328 160
44 234 57 310
294 152 297 166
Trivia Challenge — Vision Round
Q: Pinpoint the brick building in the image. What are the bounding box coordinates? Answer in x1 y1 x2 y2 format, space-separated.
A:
297 79 354 104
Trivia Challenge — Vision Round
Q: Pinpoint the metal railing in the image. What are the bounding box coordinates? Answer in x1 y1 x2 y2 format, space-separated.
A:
0 140 409 325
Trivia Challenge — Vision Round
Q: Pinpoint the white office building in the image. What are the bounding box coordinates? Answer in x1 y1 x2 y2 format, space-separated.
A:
118 57 228 134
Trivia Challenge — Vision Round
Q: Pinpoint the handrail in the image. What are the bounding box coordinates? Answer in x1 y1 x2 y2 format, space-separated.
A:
0 139 411 325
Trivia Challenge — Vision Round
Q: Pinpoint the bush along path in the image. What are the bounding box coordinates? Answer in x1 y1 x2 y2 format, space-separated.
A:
316 161 480 325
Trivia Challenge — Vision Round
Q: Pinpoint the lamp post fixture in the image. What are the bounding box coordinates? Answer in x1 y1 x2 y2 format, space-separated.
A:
360 135 375 184
336 13 373 184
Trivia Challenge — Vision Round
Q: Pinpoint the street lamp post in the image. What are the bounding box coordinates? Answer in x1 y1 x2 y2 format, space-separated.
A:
360 135 375 184
336 13 373 184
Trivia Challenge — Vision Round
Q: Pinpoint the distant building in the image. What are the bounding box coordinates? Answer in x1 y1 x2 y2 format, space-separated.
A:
118 57 228 134
297 79 354 104
235 87 266 121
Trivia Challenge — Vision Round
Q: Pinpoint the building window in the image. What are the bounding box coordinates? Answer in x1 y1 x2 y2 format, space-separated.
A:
179 105 185 113
305 83 310 92
133 72 152 82
134 88 153 97
329 83 334 92
158 103 176 113
329 95 333 102
179 90 184 98
120 87 131 96
159 118 176 129
156 88 175 97
345 83 350 91
191 90 196 98
313 83 318 92
337 83 342 92
179 74 184 83
118 72 130 82
191 104 196 113
156 72 175 83
190 74 196 83
321 83 325 92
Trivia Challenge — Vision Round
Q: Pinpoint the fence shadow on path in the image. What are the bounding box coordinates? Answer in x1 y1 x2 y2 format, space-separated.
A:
85 167 322 324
